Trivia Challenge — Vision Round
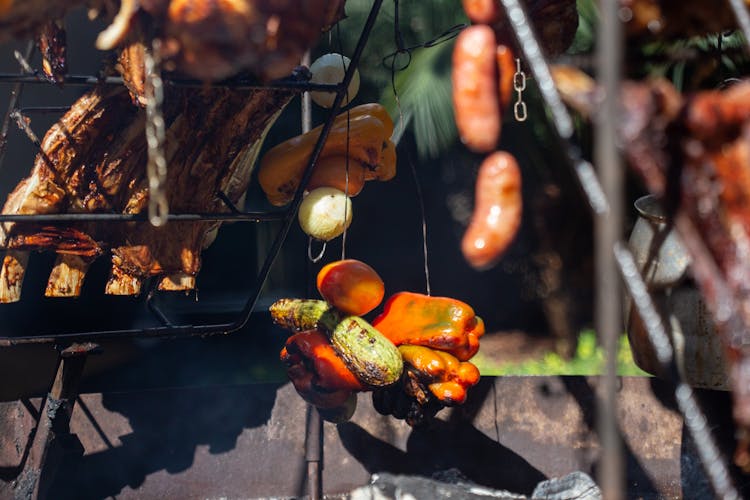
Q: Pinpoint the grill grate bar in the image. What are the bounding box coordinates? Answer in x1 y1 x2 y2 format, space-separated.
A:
0 72 342 93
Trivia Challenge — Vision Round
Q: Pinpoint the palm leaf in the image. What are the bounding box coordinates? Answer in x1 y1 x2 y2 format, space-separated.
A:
381 41 456 158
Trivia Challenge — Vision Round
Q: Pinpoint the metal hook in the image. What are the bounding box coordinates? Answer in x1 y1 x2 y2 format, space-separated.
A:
308 237 327 263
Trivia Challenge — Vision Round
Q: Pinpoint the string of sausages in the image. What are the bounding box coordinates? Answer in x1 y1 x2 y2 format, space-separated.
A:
453 2 525 270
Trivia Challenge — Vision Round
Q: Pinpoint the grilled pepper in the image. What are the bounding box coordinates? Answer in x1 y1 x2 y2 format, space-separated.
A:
399 345 480 406
371 292 485 361
257 103 396 206
280 329 362 409
271 298 403 387
371 345 481 426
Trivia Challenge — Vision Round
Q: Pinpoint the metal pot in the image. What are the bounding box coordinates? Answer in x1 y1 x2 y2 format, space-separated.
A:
624 195 729 390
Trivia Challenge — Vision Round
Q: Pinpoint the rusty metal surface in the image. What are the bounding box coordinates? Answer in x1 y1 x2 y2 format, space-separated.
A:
0 376 740 498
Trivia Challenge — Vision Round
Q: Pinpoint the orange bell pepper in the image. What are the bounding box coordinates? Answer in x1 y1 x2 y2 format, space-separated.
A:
280 329 364 408
398 345 480 405
372 292 485 361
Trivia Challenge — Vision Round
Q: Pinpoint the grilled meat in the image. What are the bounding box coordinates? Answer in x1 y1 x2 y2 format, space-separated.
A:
622 0 750 40
106 84 290 293
3 0 345 83
0 1 87 42
115 35 148 106
1 83 292 300
159 0 345 80
97 0 346 82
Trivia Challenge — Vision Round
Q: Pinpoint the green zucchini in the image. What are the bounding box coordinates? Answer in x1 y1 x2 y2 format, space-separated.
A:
269 298 339 332
270 298 403 387
330 316 403 387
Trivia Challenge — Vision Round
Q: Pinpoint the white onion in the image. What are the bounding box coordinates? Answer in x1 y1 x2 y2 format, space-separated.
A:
309 53 360 108
298 187 353 241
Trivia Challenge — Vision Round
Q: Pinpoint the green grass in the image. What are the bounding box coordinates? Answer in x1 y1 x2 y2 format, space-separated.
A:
473 331 650 376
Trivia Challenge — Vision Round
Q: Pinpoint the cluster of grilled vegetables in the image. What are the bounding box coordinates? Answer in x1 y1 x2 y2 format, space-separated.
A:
258 103 396 242
270 259 484 425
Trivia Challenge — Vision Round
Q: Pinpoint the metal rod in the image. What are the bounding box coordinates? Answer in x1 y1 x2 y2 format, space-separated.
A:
0 42 34 171
304 392 323 500
0 0 385 346
300 48 324 500
595 1 625 497
728 0 750 50
0 211 285 223
17 106 72 114
615 244 740 499
0 73 342 93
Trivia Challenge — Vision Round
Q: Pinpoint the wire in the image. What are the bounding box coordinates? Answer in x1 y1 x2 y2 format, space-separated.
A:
406 149 431 296
385 0 455 295
334 22 351 261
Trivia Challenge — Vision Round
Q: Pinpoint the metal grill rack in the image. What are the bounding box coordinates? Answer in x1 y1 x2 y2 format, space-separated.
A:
0 2 383 497
0 0 383 346
1 0 749 498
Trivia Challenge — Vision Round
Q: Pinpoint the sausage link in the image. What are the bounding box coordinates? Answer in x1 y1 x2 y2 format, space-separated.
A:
452 25 501 153
462 0 501 24
496 44 515 112
461 151 522 270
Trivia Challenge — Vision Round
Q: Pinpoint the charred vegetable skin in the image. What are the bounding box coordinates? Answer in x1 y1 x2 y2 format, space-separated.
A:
272 262 484 426
280 329 362 407
372 292 485 361
400 345 480 405
370 292 483 426
372 345 481 426
270 298 403 388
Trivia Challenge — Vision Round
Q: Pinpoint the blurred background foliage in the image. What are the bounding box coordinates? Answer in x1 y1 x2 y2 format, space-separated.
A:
474 330 649 376
332 0 465 158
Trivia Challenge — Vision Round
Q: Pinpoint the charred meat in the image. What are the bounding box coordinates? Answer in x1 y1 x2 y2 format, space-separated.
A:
0 83 292 300
97 0 347 82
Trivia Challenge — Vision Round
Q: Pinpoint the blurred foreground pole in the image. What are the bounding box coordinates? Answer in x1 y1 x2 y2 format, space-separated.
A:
595 0 624 498
300 49 323 500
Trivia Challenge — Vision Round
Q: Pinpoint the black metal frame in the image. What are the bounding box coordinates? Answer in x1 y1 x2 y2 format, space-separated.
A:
0 0 384 347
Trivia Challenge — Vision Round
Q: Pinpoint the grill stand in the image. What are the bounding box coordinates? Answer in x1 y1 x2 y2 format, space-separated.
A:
15 343 99 499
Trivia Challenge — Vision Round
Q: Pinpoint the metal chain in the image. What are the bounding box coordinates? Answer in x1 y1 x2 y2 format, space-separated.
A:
513 58 527 122
144 38 169 227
